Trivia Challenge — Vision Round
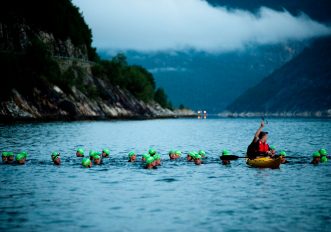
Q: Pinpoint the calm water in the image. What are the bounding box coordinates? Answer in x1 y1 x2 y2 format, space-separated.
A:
0 118 331 232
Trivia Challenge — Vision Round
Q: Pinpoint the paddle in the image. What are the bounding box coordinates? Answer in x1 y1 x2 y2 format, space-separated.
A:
220 154 303 160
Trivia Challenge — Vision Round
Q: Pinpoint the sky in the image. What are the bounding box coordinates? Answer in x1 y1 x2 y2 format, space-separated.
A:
73 0 331 53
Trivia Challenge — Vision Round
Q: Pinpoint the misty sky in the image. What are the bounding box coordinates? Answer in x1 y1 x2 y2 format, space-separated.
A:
73 0 331 53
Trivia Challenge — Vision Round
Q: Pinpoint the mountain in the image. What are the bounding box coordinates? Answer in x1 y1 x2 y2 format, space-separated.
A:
226 36 331 117
0 0 193 122
206 0 331 23
101 42 305 112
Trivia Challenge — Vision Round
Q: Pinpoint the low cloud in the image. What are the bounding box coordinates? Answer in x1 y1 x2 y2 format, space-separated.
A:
74 0 331 52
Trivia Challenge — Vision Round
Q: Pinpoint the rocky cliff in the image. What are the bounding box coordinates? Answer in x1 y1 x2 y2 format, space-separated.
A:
0 1 195 122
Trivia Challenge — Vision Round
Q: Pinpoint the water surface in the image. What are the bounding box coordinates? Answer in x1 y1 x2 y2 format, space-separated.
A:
1 118 331 232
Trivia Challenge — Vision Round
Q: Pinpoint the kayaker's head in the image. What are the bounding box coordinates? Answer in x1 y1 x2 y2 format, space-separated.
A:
128 151 136 162
51 152 61 165
82 157 92 168
76 148 84 157
102 149 110 158
259 131 268 142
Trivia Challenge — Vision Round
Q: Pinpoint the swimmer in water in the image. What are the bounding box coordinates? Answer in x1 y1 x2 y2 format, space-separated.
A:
169 150 176 160
128 151 136 162
16 152 27 165
76 148 84 157
193 153 202 165
142 153 149 162
269 145 276 157
310 151 321 165
82 157 92 168
279 151 288 164
145 156 155 169
319 149 328 163
175 150 182 159
148 148 156 157
93 152 102 165
221 150 231 165
187 152 195 161
153 154 161 166
198 150 206 158
102 149 110 158
51 152 61 165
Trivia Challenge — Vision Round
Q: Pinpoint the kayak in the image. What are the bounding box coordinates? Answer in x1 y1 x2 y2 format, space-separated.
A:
246 157 282 169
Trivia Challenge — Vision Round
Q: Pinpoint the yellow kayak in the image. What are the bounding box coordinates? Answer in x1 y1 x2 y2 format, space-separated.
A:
246 157 282 169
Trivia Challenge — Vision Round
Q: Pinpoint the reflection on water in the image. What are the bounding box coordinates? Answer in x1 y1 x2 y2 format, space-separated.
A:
0 118 331 231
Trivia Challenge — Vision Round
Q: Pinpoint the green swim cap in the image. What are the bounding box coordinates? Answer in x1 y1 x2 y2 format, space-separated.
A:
16 153 26 161
222 150 230 156
94 155 101 160
128 151 136 158
169 150 175 155
142 153 150 159
279 151 287 156
148 148 156 155
199 150 206 156
195 154 202 159
51 151 60 160
154 154 161 160
270 145 276 150
146 156 154 165
2 152 9 157
321 156 328 163
313 151 320 158
102 149 110 155
175 150 182 156
89 150 97 157
319 149 328 156
77 148 84 155
188 151 195 157
82 158 91 167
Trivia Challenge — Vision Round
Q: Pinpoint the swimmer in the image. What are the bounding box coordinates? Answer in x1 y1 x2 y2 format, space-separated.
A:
142 153 149 162
194 153 202 165
169 150 176 160
153 154 161 166
1 152 8 163
16 152 27 165
51 152 61 165
270 145 276 157
145 156 154 169
89 150 96 161
175 150 182 159
76 148 84 157
128 151 136 162
319 149 328 163
187 152 195 161
198 150 206 158
221 150 231 165
102 149 110 158
279 151 288 164
148 148 157 156
82 157 92 168
311 151 321 165
93 152 102 165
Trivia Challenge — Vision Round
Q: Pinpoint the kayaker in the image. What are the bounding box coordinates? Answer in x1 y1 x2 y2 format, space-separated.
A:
279 151 288 164
82 157 92 168
16 152 27 165
319 149 328 163
198 150 206 158
247 121 271 159
128 151 136 162
76 148 84 157
51 152 61 165
142 153 149 162
145 156 154 169
148 148 156 156
193 153 202 165
221 150 231 165
310 151 321 165
102 149 110 158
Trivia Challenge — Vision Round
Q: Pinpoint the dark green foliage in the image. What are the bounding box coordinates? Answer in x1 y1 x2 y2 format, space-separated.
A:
93 54 170 106
155 88 172 109
1 0 98 61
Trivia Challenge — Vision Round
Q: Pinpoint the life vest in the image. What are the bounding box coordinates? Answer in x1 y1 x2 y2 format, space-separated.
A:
258 141 269 153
